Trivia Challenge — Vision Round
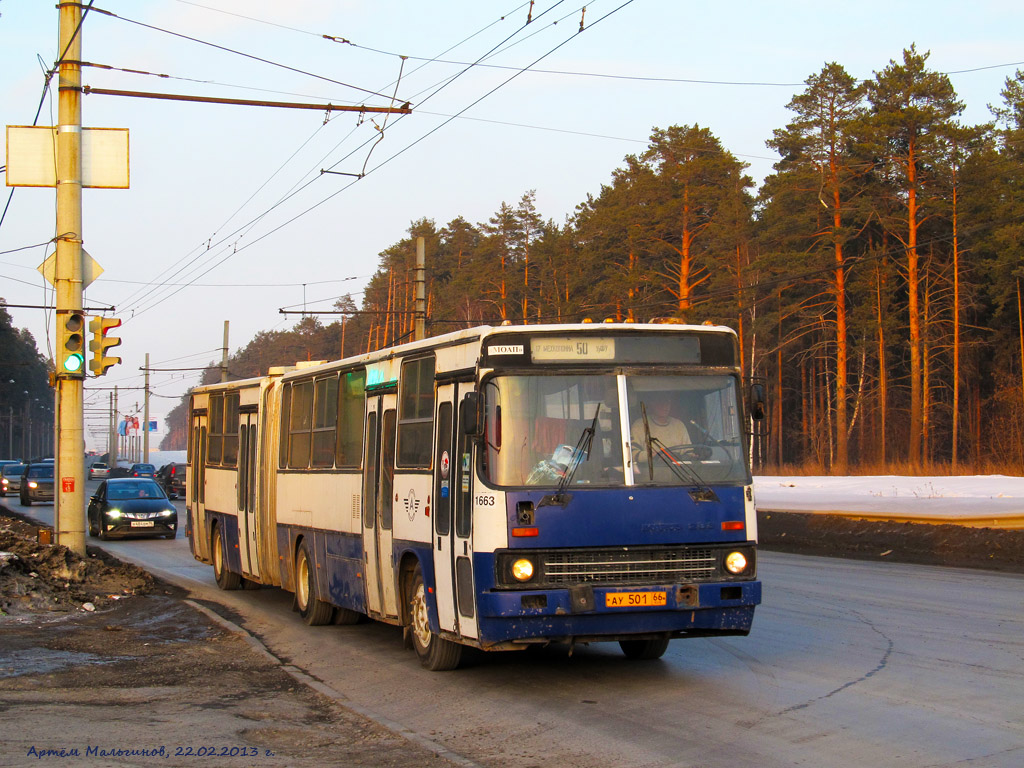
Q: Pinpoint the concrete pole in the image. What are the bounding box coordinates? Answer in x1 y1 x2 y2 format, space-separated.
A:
54 1 86 555
143 353 150 462
415 237 426 341
221 321 229 382
110 386 118 468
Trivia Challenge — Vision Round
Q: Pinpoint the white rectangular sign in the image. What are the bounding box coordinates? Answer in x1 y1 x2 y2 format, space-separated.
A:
5 126 129 188
530 337 616 361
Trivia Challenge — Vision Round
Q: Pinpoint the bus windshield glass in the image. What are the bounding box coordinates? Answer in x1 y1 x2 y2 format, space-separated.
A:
483 373 748 488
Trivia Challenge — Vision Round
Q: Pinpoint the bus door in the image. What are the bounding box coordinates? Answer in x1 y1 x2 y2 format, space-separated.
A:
236 413 259 579
362 395 400 620
190 411 208 560
432 384 479 640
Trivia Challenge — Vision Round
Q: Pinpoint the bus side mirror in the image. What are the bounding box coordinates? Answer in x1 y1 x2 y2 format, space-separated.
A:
460 392 483 436
748 383 766 421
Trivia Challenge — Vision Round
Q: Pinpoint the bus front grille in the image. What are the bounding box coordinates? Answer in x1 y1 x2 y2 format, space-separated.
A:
542 548 717 586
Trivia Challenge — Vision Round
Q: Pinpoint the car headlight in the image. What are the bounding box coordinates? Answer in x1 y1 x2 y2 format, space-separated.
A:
724 551 748 575
106 509 123 518
28 481 38 489
161 509 175 516
511 558 535 582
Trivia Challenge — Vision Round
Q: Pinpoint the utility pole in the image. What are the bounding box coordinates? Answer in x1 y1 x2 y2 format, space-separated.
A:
54 1 86 556
414 237 426 341
143 352 150 462
221 321 230 382
109 386 118 468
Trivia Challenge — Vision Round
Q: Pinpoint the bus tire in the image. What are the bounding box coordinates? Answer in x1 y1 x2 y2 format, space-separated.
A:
408 565 462 671
333 606 361 625
212 523 242 590
619 636 670 660
295 540 334 626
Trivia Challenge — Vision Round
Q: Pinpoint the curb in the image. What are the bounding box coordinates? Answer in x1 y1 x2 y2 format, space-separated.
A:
759 507 1024 530
183 599 484 768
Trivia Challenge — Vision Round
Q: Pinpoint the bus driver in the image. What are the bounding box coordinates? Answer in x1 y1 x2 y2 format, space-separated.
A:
631 390 690 451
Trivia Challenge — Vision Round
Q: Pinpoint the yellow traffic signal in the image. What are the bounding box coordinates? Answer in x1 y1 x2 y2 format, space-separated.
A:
59 311 86 377
89 316 122 376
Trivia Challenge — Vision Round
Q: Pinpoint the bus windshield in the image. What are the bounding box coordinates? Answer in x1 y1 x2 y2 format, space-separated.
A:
483 373 748 488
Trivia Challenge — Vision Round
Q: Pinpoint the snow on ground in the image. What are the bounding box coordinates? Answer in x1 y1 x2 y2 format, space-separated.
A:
754 475 1024 524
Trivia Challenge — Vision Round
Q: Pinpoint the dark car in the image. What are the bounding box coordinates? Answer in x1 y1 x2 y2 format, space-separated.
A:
87 478 178 540
20 463 55 506
156 462 186 499
129 463 156 478
1 463 26 496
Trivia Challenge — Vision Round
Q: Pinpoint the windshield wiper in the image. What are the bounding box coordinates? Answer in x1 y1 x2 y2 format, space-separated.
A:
541 403 601 507
647 436 719 502
640 402 655 482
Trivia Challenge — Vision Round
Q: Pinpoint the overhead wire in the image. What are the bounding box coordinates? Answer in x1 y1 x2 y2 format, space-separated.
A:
113 4 561 319
129 1 638 320
88 6 403 103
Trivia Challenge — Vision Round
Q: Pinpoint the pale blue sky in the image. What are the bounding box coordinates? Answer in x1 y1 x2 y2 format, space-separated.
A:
2 0 1022 448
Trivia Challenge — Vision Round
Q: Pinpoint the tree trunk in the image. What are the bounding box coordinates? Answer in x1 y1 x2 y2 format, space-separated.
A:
952 172 962 471
875 262 888 466
906 134 923 468
832 178 849 473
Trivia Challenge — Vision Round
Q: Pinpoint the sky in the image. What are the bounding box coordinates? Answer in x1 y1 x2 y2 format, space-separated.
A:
2 0 1023 452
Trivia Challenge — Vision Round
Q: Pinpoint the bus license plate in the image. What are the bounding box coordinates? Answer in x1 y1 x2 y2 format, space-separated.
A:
130 521 155 527
605 591 667 608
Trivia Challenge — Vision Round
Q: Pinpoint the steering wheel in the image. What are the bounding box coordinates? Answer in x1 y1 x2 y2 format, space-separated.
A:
667 444 712 462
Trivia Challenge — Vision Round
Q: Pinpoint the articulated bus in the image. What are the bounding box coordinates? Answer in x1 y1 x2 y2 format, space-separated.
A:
187 323 764 670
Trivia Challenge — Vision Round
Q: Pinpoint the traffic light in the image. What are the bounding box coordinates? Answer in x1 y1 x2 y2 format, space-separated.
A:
89 316 122 376
59 311 86 377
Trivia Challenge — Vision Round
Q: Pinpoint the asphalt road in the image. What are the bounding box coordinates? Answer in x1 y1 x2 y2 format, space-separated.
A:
15 486 1024 768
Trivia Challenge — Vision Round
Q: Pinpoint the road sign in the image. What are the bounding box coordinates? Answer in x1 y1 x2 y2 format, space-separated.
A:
5 126 129 188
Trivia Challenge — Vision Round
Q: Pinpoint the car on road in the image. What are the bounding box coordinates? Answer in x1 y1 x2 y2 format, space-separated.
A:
129 463 156 479
88 462 110 480
20 463 55 506
87 478 178 540
156 462 186 499
1 463 26 496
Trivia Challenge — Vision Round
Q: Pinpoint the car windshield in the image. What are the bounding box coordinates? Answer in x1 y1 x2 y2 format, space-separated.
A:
107 480 164 500
483 372 748 488
26 466 53 479
2 464 25 477
134 464 155 472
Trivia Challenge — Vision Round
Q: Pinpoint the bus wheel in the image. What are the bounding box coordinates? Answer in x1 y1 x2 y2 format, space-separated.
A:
333 606 361 625
212 524 242 590
295 540 334 626
619 636 670 660
408 565 462 671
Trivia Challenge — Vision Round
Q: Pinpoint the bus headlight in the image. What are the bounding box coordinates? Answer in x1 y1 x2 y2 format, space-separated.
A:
511 558 535 582
724 551 748 575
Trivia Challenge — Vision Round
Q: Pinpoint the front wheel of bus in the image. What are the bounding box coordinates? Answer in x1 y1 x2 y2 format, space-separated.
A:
619 636 670 660
295 540 334 626
212 523 241 591
408 566 462 671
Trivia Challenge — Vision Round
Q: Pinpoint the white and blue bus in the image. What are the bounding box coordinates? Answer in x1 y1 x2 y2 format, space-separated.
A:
187 323 763 669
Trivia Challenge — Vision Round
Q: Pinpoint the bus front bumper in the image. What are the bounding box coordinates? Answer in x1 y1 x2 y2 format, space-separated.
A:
474 580 761 646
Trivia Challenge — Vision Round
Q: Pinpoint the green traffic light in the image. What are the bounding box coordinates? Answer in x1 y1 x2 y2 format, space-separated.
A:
63 352 85 373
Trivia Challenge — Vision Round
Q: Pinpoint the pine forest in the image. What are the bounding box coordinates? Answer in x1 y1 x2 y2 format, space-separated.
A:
159 49 1024 475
